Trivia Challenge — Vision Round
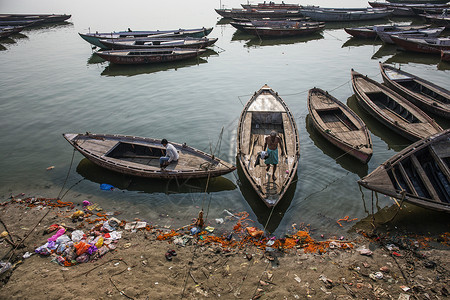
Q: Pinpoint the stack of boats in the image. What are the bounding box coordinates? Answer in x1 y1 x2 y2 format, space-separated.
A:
0 13 71 27
307 64 448 212
216 2 396 38
0 13 71 41
79 27 216 64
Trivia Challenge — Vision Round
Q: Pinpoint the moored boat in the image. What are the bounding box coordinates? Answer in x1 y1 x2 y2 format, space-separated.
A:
419 13 450 28
368 2 450 16
95 48 206 64
376 26 443 44
79 27 213 49
390 35 450 54
298 6 393 22
345 24 431 40
215 8 303 19
236 84 300 207
379 63 450 118
239 22 324 37
351 69 442 141
63 133 236 179
241 2 300 9
99 37 217 50
358 128 450 213
307 87 373 163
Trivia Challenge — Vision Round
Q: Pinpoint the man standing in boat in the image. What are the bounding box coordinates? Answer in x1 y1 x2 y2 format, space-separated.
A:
264 130 284 181
160 139 179 168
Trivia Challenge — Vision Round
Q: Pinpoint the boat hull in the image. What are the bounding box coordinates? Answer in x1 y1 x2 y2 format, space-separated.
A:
379 63 450 118
96 48 205 65
358 129 450 213
63 133 236 179
351 69 442 141
308 88 373 163
236 85 300 207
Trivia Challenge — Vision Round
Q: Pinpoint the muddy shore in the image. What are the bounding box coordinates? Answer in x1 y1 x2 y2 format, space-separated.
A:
0 195 449 300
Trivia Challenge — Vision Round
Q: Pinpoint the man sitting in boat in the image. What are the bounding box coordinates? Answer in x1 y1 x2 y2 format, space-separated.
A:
263 130 284 181
159 138 179 168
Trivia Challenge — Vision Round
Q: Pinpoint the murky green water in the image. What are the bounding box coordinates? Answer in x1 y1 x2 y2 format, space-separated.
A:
1 0 449 237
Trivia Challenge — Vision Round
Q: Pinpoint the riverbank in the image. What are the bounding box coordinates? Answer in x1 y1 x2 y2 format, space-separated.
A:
0 195 449 300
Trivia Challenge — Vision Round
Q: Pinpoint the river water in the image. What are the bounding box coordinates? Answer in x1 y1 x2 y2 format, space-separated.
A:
1 0 449 237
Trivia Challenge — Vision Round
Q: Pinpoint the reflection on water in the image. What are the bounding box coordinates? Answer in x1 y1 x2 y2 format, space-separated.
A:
346 95 411 152
385 50 442 68
305 114 368 178
0 44 6 51
371 44 397 60
341 37 382 48
354 200 450 236
76 158 237 194
230 29 324 48
236 158 297 234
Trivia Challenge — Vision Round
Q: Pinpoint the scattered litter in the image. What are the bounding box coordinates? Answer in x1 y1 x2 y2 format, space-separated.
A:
294 274 302 283
398 293 410 300
124 221 147 231
205 226 214 233
215 218 224 224
46 166 55 170
400 286 410 292
369 272 384 280
386 244 399 251
358 248 373 256
246 227 263 239
22 252 33 259
100 183 115 191
0 261 12 274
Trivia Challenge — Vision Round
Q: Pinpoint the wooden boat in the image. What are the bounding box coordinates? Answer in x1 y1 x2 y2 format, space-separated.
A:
379 63 450 118
358 128 450 213
0 13 71 23
236 85 300 207
241 2 300 9
239 22 324 37
307 88 373 163
419 13 450 28
345 24 430 39
63 133 236 179
386 0 449 4
230 19 319 31
351 69 442 141
377 27 444 44
298 7 393 22
390 35 450 54
368 2 449 16
99 37 217 50
442 49 450 62
79 27 213 49
0 26 24 38
95 48 206 65
215 8 303 19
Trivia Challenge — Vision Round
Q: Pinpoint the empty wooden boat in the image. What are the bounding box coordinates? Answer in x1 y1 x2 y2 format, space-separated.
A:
376 26 443 44
241 2 300 9
307 88 373 163
351 69 442 141
298 7 393 22
390 35 450 54
240 22 324 37
358 128 450 213
215 8 303 19
99 37 217 50
79 27 213 49
63 133 236 179
237 85 300 207
345 24 431 39
419 13 450 28
380 63 450 118
95 48 206 64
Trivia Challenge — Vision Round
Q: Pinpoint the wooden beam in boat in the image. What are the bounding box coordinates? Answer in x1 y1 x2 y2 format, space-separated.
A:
410 154 441 202
397 162 418 197
429 145 450 183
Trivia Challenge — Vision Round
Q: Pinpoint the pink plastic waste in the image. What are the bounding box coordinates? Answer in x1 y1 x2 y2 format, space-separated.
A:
47 228 66 242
